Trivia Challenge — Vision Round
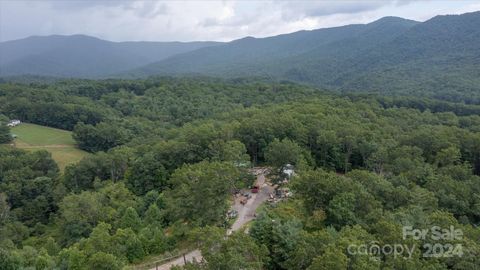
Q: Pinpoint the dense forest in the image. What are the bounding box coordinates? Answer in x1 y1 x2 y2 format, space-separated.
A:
1 78 480 269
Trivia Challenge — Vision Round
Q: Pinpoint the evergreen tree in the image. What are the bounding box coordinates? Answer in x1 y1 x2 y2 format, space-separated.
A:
0 123 11 144
144 204 162 227
118 207 142 232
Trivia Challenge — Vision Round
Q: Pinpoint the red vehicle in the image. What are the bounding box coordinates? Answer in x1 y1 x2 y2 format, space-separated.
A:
251 185 259 193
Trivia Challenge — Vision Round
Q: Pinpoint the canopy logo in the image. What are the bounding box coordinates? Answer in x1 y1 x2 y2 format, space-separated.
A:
347 241 415 260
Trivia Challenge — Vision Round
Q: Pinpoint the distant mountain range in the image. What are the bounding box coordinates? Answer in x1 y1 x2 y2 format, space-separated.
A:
0 35 220 77
130 16 418 78
2 11 480 100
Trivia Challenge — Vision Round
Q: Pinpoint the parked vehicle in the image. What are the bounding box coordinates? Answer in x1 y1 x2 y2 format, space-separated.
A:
227 209 238 218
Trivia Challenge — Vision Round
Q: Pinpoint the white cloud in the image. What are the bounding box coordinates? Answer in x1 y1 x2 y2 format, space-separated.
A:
0 0 479 42
278 0 390 19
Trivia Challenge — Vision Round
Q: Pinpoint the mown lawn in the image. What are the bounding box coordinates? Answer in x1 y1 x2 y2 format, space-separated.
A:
11 123 88 171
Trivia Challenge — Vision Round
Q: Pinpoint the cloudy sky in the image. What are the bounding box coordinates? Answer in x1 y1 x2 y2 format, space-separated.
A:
1 0 479 42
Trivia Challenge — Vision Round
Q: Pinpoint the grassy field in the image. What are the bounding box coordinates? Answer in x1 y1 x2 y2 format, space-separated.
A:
11 123 88 171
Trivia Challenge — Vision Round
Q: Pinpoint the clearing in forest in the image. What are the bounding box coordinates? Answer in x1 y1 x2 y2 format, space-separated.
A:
11 123 87 171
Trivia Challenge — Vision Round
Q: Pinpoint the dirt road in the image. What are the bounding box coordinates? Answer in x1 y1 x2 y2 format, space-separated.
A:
149 250 202 270
229 169 274 233
150 168 272 270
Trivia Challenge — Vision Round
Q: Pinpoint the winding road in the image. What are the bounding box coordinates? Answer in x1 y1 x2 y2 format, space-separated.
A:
150 168 273 270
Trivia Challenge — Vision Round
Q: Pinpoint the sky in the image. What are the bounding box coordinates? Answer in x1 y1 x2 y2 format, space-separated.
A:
1 0 480 43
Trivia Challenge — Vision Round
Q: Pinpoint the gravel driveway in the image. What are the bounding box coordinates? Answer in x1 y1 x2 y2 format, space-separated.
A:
150 168 272 270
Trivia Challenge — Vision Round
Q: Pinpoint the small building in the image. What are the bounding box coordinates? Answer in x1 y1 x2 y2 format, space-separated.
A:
282 164 295 179
7 120 21 127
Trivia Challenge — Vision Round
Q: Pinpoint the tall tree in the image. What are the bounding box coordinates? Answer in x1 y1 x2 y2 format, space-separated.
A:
118 207 142 231
165 161 240 226
0 123 11 144
265 138 305 169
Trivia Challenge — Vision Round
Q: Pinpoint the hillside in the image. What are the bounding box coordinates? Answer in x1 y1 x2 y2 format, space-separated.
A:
326 11 480 100
129 16 418 77
130 12 480 102
0 35 220 78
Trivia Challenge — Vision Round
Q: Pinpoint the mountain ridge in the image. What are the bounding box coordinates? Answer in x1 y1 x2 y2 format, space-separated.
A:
2 11 480 103
0 35 222 78
126 11 480 102
128 15 419 78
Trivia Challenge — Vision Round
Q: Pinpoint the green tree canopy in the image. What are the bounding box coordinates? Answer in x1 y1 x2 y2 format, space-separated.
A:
265 138 306 169
165 161 240 226
0 123 11 144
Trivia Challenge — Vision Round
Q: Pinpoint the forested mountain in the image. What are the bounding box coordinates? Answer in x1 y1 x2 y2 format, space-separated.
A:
0 35 220 78
2 12 480 102
129 16 418 77
331 11 480 101
131 11 480 103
